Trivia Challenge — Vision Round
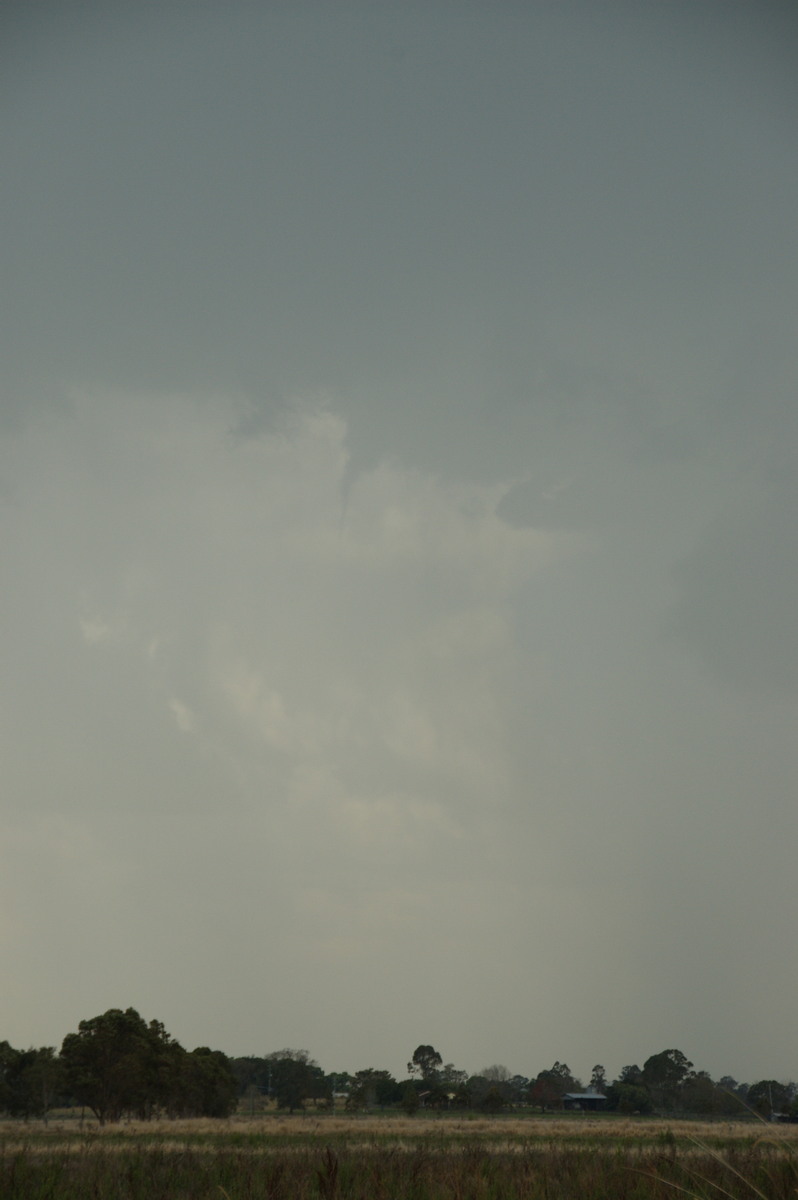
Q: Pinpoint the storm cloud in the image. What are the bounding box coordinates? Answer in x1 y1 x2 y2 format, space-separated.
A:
2 0 797 1085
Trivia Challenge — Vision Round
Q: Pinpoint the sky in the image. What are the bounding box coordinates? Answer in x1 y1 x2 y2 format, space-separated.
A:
2 0 797 1089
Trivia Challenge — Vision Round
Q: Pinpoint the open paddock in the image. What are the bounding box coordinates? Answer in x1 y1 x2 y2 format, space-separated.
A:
2 1114 797 1197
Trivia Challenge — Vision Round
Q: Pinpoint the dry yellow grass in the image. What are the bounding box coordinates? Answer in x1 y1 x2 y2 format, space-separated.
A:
3 1113 797 1151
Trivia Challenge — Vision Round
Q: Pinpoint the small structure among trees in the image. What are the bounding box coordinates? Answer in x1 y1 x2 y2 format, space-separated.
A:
4 1022 798 1124
562 1091 608 1111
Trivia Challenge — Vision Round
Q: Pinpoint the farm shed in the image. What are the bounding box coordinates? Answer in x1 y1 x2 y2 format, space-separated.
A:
562 1091 608 1111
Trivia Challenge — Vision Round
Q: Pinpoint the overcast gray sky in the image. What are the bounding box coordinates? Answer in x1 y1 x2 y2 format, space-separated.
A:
2 0 797 1088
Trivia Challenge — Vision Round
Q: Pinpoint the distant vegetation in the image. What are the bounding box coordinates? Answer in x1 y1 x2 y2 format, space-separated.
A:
1 1009 796 1123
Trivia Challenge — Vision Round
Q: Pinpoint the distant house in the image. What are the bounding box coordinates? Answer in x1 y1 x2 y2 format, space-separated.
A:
562 1091 608 1112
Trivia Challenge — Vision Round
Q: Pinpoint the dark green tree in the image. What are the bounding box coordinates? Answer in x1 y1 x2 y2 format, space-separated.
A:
401 1082 420 1115
713 1077 749 1115
17 1047 63 1120
266 1049 325 1112
480 1086 506 1112
172 1048 238 1117
605 1082 654 1114
642 1049 693 1111
508 1075 530 1105
529 1062 580 1110
617 1064 645 1086
681 1070 724 1114
441 1063 469 1089
474 1065 518 1106
407 1045 443 1082
0 1043 64 1119
440 1063 472 1108
61 1008 150 1123
0 1042 22 1115
60 1008 178 1123
325 1072 354 1111
230 1055 269 1097
746 1080 791 1117
467 1074 490 1107
347 1068 400 1109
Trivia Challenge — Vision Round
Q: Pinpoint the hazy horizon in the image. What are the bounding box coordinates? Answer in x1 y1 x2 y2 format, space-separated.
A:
2 0 797 1089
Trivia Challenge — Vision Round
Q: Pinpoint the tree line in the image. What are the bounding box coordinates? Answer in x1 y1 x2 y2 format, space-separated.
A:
1 1010 236 1124
1 1011 795 1123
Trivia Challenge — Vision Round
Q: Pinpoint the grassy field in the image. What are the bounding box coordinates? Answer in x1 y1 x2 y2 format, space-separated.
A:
2 1114 797 1198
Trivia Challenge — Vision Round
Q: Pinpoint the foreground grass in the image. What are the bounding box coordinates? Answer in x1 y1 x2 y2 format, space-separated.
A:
2 1115 797 1198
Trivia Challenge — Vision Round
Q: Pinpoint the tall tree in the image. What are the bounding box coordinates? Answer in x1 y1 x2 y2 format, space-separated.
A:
617 1064 644 1086
747 1080 792 1117
589 1064 607 1094
407 1045 443 1082
347 1068 399 1109
265 1049 325 1112
440 1063 471 1106
476 1065 518 1105
0 1043 63 1119
605 1081 654 1114
0 1042 21 1115
173 1048 238 1117
529 1062 581 1110
61 1008 150 1123
642 1049 693 1111
681 1070 723 1114
60 1008 177 1123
